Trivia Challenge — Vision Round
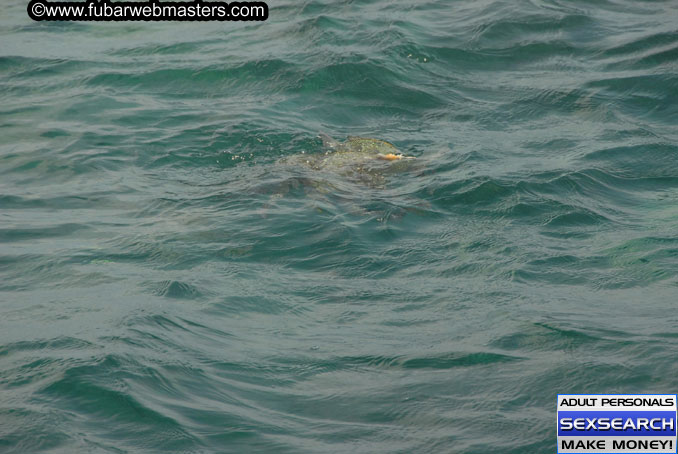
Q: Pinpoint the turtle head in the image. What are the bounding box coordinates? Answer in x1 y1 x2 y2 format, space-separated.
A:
376 153 416 161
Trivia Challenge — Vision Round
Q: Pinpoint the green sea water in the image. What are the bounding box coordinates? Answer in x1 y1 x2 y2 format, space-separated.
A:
1 0 678 452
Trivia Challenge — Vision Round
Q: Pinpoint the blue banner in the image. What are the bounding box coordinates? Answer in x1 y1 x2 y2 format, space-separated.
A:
558 411 676 437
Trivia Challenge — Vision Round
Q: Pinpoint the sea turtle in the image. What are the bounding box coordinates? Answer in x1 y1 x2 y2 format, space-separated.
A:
279 133 416 187
257 133 423 219
318 133 414 164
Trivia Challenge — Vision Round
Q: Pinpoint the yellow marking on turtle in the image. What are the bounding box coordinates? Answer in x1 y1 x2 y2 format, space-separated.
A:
377 153 403 161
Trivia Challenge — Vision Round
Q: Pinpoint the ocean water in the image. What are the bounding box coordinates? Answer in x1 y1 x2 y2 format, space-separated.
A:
1 0 678 452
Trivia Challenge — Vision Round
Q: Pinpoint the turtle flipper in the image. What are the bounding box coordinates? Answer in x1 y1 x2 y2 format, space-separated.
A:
318 133 340 150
